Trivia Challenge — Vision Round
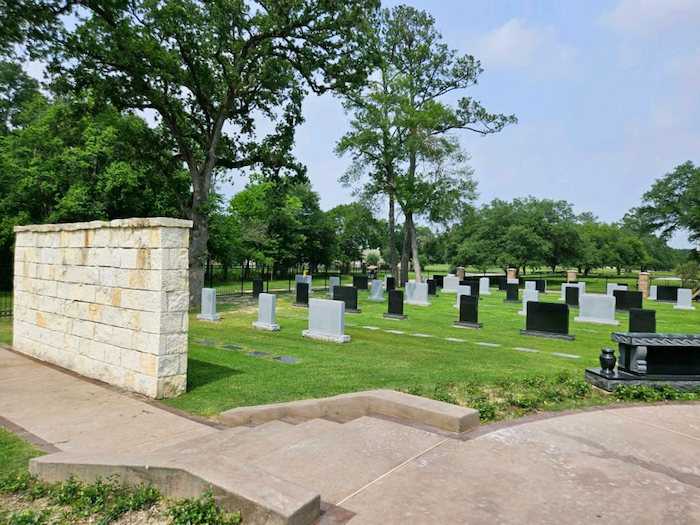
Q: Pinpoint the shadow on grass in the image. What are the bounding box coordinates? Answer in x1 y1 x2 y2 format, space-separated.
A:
186 358 243 391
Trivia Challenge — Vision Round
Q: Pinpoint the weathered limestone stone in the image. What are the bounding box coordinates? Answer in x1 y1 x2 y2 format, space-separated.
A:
506 268 517 280
674 288 696 311
326 276 340 297
197 288 221 322
295 274 313 295
518 290 539 316
302 299 350 343
566 269 577 283
405 282 430 306
369 280 385 302
575 295 619 325
637 271 650 299
253 293 280 331
456 267 465 280
479 277 491 295
13 218 191 399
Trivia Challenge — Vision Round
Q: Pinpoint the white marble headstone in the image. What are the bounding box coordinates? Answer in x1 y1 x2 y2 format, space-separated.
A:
454 285 472 309
302 299 350 343
518 290 539 316
252 293 280 331
479 277 491 295
574 295 619 325
525 281 536 291
405 281 430 306
606 283 628 296
369 279 385 302
442 275 460 293
649 285 657 300
327 276 340 296
674 288 696 311
295 274 313 295
560 282 585 301
197 288 221 322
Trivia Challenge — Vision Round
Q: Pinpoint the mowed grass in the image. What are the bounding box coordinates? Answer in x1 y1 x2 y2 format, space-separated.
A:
0 427 43 476
161 285 700 421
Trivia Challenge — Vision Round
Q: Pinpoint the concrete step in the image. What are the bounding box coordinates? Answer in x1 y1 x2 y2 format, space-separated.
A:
156 417 342 462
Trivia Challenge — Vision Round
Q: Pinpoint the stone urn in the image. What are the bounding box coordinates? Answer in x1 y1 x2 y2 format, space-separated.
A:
599 348 616 377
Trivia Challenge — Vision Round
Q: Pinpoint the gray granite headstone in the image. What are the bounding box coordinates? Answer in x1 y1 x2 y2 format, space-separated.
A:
606 283 627 296
302 298 350 343
479 277 491 295
525 281 536 291
507 278 519 285
252 293 280 331
369 279 385 302
197 288 221 322
574 295 619 326
327 276 340 297
674 288 695 310
295 274 313 295
405 282 430 306
453 285 471 309
442 275 460 293
649 285 657 300
518 290 539 316
560 282 585 301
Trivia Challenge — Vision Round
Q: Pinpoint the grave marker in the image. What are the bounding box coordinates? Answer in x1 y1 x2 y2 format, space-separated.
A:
629 308 656 332
479 277 491 295
433 275 445 288
613 290 643 312
197 288 221 322
525 281 536 291
560 282 585 301
674 288 695 311
565 286 579 309
498 277 507 291
405 282 431 306
521 302 574 340
442 275 460 292
252 279 264 299
293 282 309 307
333 286 361 314
606 283 627 296
454 295 482 329
427 279 438 296
535 280 547 294
384 290 407 320
369 279 385 302
504 283 520 303
327 276 340 297
518 290 539 316
353 274 369 290
575 295 619 326
252 293 281 331
295 274 313 295
657 286 679 302
302 299 350 343
454 285 472 309
386 276 396 291
649 285 657 300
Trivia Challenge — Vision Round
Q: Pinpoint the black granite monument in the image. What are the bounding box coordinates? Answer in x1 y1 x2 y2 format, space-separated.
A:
498 277 508 291
433 275 444 288
656 286 679 302
386 276 396 291
334 285 361 314
520 302 574 340
384 290 407 320
565 286 579 308
629 308 656 333
353 275 368 290
613 290 643 312
427 279 437 296
535 279 547 294
504 283 520 303
293 282 309 307
252 278 264 299
454 295 482 329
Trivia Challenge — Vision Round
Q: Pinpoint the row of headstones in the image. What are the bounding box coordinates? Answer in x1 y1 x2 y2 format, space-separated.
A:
649 285 695 310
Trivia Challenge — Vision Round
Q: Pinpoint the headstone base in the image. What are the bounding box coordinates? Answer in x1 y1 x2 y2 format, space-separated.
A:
383 313 407 320
197 314 221 322
405 300 431 307
574 316 620 326
454 321 483 329
520 329 575 341
345 308 362 314
503 299 521 304
252 322 281 331
585 369 700 392
302 329 350 343
369 297 386 302
674 305 696 311
292 302 309 308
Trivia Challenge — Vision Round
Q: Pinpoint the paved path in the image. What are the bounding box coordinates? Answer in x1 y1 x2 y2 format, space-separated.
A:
2 344 700 524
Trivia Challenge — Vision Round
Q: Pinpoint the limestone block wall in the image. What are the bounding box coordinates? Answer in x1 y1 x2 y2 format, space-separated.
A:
13 218 193 399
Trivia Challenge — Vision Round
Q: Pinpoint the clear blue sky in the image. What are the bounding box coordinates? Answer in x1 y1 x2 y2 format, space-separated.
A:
227 0 700 248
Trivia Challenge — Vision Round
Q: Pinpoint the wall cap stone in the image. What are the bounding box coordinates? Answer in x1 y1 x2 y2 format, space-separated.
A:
14 217 193 233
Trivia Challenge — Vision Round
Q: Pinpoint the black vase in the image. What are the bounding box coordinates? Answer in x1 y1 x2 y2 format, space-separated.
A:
600 348 616 377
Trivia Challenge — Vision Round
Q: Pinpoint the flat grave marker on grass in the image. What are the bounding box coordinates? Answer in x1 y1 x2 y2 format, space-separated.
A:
384 290 407 320
445 337 467 342
405 282 430 306
197 288 221 322
327 276 340 297
454 294 482 329
295 274 313 295
613 290 643 312
504 283 520 303
333 286 361 314
575 295 619 326
274 356 300 364
353 274 369 290
369 279 385 302
565 286 580 309
521 302 574 340
553 352 580 359
247 351 270 357
197 340 217 345
518 290 540 316
476 342 500 347
302 298 350 343
514 347 539 353
253 279 264 299
221 345 244 350
293 282 309 308
252 293 281 331
674 288 696 311
629 308 656 332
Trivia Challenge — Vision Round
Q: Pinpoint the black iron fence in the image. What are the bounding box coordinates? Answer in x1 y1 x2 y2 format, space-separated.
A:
0 261 12 317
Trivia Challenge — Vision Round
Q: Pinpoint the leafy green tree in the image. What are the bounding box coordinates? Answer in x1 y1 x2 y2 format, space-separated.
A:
0 61 41 134
641 161 700 242
327 202 384 269
9 0 380 304
337 5 515 284
675 261 700 287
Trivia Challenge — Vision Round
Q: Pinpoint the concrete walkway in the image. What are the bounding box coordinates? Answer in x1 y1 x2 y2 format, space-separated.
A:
2 344 700 524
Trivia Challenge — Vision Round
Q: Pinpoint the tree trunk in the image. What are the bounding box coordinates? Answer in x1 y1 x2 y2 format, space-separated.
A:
407 213 421 282
400 222 410 286
389 193 398 279
188 168 212 307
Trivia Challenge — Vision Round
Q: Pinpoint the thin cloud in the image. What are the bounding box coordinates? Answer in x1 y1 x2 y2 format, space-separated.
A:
599 0 700 38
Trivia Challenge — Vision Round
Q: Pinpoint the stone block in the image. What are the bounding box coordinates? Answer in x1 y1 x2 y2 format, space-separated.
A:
453 285 471 309
369 279 385 302
405 282 430 306
442 275 460 292
326 276 340 297
253 293 281 331
295 274 314 295
479 277 491 295
560 282 585 301
674 288 695 310
196 287 221 320
518 290 539 316
574 295 619 325
302 298 350 343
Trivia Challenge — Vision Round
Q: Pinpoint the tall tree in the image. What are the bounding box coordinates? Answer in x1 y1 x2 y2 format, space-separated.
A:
9 0 380 304
0 61 41 135
337 5 515 284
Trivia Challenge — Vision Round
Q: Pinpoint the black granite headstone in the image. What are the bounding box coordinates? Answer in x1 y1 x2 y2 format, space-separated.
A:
565 286 579 308
433 275 445 288
353 275 369 290
629 308 656 333
427 279 437 296
656 286 679 302
521 302 574 340
459 280 469 286
293 282 309 307
535 280 547 293
386 276 396 291
384 290 407 319
464 279 480 296
498 277 508 291
617 283 628 287
334 285 361 313
613 290 643 312
454 295 482 328
504 283 520 303
252 279 264 298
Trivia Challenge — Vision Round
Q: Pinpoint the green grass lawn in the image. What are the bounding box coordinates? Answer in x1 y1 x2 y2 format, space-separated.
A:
0 427 43 477
160 285 700 421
